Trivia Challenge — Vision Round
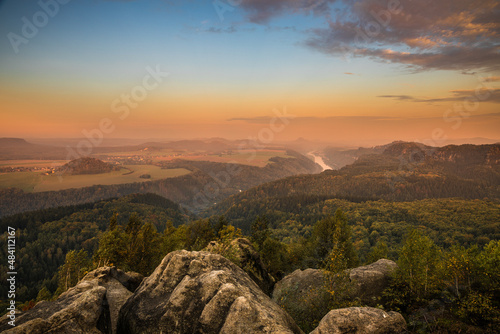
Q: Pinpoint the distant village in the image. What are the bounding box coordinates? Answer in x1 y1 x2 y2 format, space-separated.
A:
0 166 57 175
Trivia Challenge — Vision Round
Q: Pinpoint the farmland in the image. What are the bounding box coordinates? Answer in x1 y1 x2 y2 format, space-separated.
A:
0 165 190 192
99 149 292 167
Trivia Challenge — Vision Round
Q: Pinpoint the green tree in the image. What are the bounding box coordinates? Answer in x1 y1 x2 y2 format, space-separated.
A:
393 230 441 303
56 249 90 295
313 209 358 269
444 245 478 298
109 212 118 231
251 215 270 250
186 219 215 251
162 222 187 254
36 286 52 302
134 223 161 275
366 240 389 264
93 226 129 268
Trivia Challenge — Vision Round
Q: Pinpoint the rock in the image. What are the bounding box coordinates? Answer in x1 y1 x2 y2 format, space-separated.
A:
206 238 276 295
310 307 407 334
117 250 304 334
348 259 397 305
273 268 325 301
0 267 143 334
272 259 398 332
272 268 330 332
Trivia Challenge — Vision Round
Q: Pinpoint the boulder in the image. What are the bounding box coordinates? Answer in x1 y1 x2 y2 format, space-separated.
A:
117 250 304 334
310 307 407 334
348 259 397 304
272 259 398 332
0 267 143 334
272 268 330 332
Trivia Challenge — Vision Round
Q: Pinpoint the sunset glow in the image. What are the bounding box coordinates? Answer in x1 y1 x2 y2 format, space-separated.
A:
1 0 499 145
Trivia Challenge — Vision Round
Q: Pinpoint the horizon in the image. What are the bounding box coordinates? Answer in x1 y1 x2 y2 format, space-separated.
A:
1 1 499 144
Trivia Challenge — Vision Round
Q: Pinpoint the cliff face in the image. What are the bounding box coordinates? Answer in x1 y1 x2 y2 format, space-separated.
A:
382 142 500 167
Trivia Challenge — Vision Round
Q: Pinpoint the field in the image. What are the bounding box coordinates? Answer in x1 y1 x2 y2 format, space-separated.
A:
0 165 191 192
101 149 292 167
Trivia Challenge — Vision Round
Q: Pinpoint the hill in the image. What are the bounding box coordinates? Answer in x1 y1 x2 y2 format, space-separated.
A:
206 142 500 221
0 138 68 160
58 157 118 175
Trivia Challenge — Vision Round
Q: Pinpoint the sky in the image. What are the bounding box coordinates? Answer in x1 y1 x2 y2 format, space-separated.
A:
0 0 499 145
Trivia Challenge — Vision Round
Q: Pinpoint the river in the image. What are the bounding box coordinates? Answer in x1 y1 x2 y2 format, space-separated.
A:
308 152 331 171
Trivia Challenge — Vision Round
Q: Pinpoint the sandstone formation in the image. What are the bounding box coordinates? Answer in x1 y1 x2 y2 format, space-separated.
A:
0 267 143 334
117 250 303 334
206 237 276 295
310 307 407 334
349 259 398 304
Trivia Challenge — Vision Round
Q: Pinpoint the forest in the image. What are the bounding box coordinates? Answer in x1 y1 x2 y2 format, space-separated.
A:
1 192 499 332
1 142 499 332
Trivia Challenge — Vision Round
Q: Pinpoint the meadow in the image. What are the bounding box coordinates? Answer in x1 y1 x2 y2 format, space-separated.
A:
0 165 190 192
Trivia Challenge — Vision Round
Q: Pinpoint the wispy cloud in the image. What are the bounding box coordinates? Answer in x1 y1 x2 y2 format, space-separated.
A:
228 113 500 124
378 89 500 104
482 76 500 82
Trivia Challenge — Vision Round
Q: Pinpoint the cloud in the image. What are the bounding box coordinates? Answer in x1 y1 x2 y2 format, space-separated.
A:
204 26 238 34
378 89 500 104
239 0 337 23
482 76 500 82
344 72 355 75
238 0 500 72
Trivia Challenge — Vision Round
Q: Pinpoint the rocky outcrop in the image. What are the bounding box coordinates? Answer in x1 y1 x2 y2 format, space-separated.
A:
310 307 407 334
0 267 143 334
349 259 398 304
206 237 276 295
117 250 304 334
272 268 331 332
272 259 399 332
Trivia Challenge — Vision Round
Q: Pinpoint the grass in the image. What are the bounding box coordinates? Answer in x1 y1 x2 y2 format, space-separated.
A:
0 165 191 193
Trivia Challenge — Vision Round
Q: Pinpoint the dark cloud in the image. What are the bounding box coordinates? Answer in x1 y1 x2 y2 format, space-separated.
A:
379 89 500 104
239 0 500 72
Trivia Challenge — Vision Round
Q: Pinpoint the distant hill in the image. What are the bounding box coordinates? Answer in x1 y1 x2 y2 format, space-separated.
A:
322 141 400 169
206 142 500 219
0 137 68 160
58 157 118 175
0 150 320 217
322 140 500 170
